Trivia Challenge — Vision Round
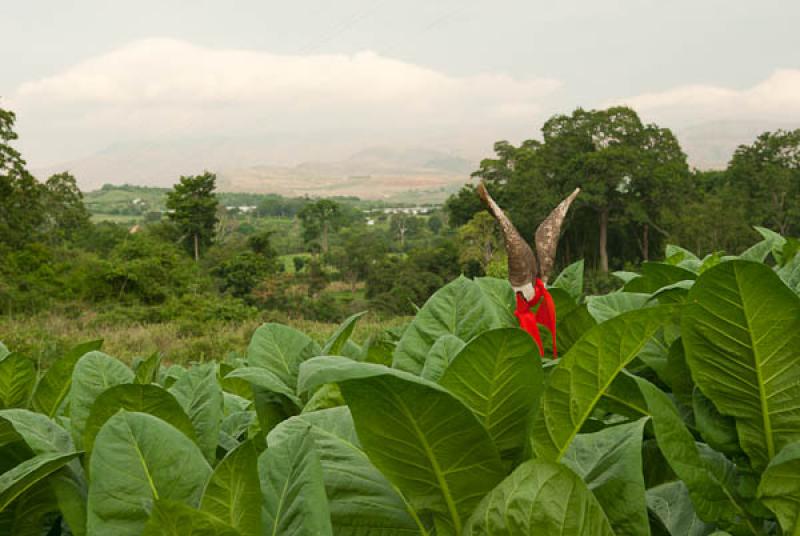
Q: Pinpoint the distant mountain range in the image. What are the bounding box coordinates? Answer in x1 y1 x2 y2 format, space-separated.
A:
31 119 798 197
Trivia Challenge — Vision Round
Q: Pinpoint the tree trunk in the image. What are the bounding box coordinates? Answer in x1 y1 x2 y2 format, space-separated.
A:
194 233 200 262
642 223 649 261
322 221 329 254
599 208 609 273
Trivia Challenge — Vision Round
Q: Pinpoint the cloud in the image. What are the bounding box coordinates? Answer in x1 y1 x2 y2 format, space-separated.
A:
612 69 800 126
10 38 561 164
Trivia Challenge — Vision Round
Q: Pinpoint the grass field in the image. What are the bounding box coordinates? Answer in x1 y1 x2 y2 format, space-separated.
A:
0 310 409 367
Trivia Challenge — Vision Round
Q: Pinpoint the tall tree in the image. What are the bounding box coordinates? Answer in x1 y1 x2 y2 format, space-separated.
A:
166 171 219 261
42 172 91 242
541 106 688 271
298 199 341 254
0 108 44 248
728 129 800 236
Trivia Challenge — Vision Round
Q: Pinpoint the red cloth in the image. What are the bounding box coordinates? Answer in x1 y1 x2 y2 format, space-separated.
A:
514 279 558 358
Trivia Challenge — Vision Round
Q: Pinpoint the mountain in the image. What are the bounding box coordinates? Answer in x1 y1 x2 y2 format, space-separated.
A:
33 140 476 200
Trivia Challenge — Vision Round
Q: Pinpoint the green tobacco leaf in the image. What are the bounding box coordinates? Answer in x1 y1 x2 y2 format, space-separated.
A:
0 480 59 536
624 262 697 293
464 461 615 536
321 311 366 356
31 340 103 417
69 351 134 448
553 259 585 301
562 419 650 536
420 335 464 382
693 388 741 458
757 442 800 535
268 407 420 535
392 276 507 374
134 352 162 385
0 343 8 361
754 226 787 264
0 354 35 410
474 276 517 326
0 410 87 535
586 291 652 323
247 323 321 388
200 441 261 536
142 500 240 535
299 357 506 533
224 367 301 407
634 376 757 531
739 239 773 263
439 328 543 458
777 251 800 294
258 425 332 536
301 384 344 414
682 260 800 471
532 305 676 461
170 363 224 464
83 384 196 455
0 451 79 511
556 303 597 355
87 411 211 536
666 244 700 263
647 481 713 536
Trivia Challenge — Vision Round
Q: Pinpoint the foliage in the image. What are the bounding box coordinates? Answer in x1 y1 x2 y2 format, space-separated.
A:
3 233 800 534
165 171 219 261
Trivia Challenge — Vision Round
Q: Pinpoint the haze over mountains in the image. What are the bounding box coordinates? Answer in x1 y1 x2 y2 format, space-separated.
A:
31 118 793 198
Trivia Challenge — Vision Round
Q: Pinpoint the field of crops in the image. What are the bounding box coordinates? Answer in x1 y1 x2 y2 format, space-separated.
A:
1 229 800 535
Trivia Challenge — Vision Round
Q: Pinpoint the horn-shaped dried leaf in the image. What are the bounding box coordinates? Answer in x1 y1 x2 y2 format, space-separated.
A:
535 188 580 282
477 182 536 290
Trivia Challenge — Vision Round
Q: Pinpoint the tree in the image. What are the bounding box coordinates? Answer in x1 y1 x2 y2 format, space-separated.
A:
389 213 422 248
540 106 688 271
166 172 219 261
298 199 342 254
42 172 91 242
728 129 800 236
457 212 503 275
0 108 44 248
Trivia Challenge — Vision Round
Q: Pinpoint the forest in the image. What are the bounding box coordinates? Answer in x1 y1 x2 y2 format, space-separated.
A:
2 103 800 535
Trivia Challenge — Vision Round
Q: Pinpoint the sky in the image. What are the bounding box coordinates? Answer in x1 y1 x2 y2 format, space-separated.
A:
2 0 800 174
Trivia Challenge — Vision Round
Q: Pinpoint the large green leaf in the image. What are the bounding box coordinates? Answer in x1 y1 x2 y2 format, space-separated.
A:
69 351 134 448
553 259 585 301
0 342 8 360
439 328 542 458
142 500 240 535
224 367 301 408
134 351 162 385
634 376 758 532
562 419 650 536
322 311 366 355
392 276 507 374
299 357 505 533
0 451 79 511
169 363 224 464
199 440 261 536
247 323 321 388
624 262 697 293
474 276 516 326
556 303 597 355
647 481 713 536
463 461 615 536
0 409 87 535
586 292 652 323
0 354 35 409
531 305 676 460
258 424 332 536
777 250 800 295
83 384 196 455
31 340 103 417
757 442 800 535
0 480 59 536
87 411 211 536
269 407 421 535
420 335 464 382
682 260 800 471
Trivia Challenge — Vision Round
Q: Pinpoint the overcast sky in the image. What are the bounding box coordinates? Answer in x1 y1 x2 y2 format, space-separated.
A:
3 0 799 168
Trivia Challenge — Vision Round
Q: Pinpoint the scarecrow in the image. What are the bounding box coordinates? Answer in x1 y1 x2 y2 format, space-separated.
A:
477 182 580 358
